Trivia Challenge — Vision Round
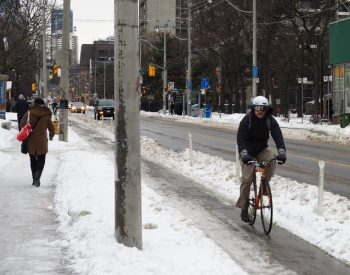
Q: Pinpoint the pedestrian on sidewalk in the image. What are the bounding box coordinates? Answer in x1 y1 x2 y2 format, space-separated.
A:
14 94 29 131
20 98 55 187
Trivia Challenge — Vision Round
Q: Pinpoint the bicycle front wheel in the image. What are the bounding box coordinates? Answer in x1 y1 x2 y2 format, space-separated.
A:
260 181 273 234
248 178 257 225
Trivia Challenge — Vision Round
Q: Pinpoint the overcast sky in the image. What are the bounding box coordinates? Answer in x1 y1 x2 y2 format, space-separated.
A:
70 0 114 46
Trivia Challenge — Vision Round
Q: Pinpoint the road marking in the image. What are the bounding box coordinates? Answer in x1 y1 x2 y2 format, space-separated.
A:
288 152 350 168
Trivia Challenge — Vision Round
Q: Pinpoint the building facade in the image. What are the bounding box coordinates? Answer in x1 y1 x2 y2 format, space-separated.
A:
50 8 77 65
329 17 350 117
79 40 114 100
140 0 176 35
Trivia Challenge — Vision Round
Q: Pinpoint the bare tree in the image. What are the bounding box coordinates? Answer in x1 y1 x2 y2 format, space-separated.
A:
0 0 57 97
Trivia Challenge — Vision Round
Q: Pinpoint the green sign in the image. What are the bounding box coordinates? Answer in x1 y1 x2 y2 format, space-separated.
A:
329 18 350 65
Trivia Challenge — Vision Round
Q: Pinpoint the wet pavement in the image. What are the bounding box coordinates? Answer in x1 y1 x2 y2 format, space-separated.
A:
142 159 350 275
0 148 70 274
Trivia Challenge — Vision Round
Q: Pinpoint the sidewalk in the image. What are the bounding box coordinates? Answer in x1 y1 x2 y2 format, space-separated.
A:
0 150 69 274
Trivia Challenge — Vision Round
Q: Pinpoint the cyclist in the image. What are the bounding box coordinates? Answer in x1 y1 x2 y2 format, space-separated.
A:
236 96 286 222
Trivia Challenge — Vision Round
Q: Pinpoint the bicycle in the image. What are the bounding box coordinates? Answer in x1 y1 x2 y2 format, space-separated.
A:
247 157 283 235
310 114 321 124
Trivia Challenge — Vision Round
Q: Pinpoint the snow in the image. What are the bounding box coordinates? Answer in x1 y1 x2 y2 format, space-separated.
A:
1 110 350 273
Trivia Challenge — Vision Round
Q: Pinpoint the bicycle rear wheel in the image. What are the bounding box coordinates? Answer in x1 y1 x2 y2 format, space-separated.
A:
248 178 257 225
260 181 273 234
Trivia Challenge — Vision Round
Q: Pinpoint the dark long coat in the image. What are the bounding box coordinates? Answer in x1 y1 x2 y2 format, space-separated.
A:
20 105 55 156
15 99 29 120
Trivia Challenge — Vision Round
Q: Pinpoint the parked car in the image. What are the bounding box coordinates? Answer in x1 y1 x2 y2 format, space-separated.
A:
94 99 115 120
71 102 86 114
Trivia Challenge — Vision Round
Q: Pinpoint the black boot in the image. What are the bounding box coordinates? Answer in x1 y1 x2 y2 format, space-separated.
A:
32 172 36 186
33 171 42 187
241 209 250 223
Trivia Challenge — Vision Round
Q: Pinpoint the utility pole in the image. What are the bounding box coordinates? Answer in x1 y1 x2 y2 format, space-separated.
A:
114 0 142 249
186 0 192 116
59 0 70 142
103 61 106 99
252 0 257 98
42 5 48 99
94 63 96 96
163 32 167 114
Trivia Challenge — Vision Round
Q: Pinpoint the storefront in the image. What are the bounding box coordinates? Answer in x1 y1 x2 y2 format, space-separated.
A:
329 18 350 120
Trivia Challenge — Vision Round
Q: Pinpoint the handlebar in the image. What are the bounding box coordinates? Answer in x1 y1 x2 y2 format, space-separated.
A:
247 156 283 167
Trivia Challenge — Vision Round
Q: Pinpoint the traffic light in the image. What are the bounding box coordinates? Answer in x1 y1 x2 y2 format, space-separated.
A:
53 63 59 76
31 83 37 93
148 65 155 77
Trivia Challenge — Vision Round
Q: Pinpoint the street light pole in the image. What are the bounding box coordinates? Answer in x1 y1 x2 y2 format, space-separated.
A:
103 61 106 99
42 5 48 98
163 32 167 114
114 0 142 249
252 0 257 98
187 0 192 116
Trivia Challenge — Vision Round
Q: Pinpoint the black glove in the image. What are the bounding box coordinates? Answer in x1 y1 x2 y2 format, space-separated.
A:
276 148 286 163
240 150 255 164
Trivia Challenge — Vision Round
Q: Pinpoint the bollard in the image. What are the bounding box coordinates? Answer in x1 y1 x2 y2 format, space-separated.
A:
189 133 193 166
235 144 240 183
318 160 325 215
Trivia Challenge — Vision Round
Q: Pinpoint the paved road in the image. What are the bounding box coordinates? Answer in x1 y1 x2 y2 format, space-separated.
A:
140 117 350 198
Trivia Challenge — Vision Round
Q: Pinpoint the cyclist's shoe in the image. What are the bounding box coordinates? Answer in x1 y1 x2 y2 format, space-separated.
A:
241 209 250 223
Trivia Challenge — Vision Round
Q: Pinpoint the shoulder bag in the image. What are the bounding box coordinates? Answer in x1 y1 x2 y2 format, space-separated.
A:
20 115 41 154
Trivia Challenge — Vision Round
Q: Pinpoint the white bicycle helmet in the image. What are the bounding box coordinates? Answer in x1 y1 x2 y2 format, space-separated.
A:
252 96 268 106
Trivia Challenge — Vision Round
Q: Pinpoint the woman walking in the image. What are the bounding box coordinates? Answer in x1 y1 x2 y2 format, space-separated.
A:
20 98 55 187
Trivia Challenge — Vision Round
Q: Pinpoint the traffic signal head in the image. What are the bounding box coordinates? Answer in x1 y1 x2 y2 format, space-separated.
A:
31 83 37 93
53 63 59 76
148 65 155 77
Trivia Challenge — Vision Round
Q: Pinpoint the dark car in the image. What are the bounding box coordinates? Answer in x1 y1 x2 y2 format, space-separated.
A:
94 99 115 120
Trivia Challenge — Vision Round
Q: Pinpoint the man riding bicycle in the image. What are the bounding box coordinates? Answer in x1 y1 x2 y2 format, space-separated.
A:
236 96 286 222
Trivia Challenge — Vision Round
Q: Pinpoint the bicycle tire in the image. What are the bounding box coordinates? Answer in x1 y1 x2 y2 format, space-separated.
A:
260 181 273 234
248 178 257 225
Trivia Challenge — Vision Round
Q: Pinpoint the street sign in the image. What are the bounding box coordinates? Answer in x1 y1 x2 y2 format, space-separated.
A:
323 76 328 82
201 77 209 89
329 75 333 81
298 78 302 84
252 65 259 78
256 78 259 83
303 77 308 83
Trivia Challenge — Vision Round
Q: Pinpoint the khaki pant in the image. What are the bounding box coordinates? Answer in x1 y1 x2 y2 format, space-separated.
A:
236 148 276 210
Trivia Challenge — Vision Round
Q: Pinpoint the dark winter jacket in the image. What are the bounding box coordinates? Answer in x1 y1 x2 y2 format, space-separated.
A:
20 105 55 156
237 107 285 157
15 99 29 120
